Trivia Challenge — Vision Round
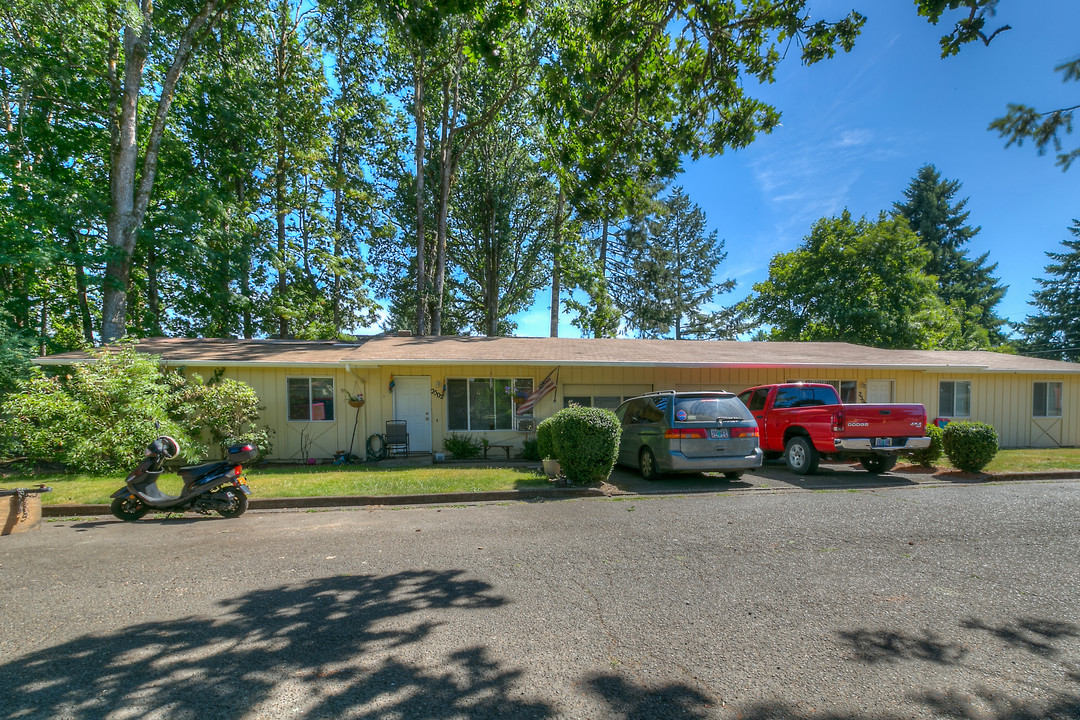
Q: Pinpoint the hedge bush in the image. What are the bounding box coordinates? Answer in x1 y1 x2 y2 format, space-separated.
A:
543 405 622 484
942 421 999 473
521 438 541 461
911 423 944 467
536 417 555 460
443 433 482 460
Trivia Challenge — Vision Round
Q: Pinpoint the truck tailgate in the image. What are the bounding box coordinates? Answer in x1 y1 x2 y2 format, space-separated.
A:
840 404 925 439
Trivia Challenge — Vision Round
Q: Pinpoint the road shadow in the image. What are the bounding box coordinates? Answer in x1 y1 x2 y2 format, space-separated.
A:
821 616 1080 720
733 692 1080 720
960 616 1080 659
0 570 550 720
838 628 968 665
585 673 717 719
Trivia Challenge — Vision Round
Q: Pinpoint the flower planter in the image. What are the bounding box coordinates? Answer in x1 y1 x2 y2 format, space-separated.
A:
348 400 365 408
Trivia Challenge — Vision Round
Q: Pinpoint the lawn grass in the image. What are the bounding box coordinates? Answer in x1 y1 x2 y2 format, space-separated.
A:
12 463 551 506
954 447 1080 474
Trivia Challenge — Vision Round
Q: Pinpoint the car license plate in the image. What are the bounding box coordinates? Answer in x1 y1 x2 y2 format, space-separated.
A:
710 428 730 439
874 437 892 447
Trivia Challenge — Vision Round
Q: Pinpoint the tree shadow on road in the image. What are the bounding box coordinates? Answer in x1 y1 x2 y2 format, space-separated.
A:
585 673 717 720
0 570 550 720
960 616 1079 658
838 628 968 665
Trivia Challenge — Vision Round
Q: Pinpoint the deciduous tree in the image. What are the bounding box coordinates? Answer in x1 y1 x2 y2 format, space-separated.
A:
747 211 962 350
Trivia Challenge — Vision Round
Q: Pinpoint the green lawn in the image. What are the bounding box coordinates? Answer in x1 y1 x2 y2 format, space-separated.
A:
6 447 1078 506
955 447 1080 474
15 464 551 506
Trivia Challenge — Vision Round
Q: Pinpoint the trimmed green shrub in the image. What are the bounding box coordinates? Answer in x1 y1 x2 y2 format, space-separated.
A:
536 417 555 460
443 433 481 460
942 421 999 473
521 438 541 462
545 405 622 484
911 423 944 467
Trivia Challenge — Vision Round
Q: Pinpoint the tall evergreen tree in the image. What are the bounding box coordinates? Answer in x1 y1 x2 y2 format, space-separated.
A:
1020 222 1080 362
893 164 1007 347
616 187 737 339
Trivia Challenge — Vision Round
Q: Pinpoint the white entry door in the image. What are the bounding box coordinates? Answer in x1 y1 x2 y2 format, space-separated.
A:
866 379 895 403
393 376 432 453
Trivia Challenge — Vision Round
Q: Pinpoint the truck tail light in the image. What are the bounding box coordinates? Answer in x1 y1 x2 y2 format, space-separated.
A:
832 408 845 433
664 429 707 439
729 427 759 438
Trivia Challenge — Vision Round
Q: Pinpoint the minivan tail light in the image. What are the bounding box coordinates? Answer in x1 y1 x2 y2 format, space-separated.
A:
729 427 759 438
664 428 707 439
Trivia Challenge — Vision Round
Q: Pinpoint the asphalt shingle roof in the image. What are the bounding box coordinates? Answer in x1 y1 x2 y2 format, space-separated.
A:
36 335 1080 374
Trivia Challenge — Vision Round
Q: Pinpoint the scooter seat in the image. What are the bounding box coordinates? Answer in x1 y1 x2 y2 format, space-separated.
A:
178 461 230 482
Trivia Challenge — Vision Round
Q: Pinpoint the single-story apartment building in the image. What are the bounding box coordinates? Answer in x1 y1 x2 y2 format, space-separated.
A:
38 334 1080 460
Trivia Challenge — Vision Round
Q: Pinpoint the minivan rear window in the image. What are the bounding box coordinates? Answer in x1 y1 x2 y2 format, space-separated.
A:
674 397 746 422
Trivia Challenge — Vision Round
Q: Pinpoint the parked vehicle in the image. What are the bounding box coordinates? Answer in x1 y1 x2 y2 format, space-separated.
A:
614 391 763 481
110 436 255 521
736 383 931 475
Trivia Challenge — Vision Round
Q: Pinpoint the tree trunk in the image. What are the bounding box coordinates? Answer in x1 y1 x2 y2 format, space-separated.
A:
549 187 565 337
102 13 149 342
100 0 229 342
432 74 456 337
67 230 95 344
332 139 344 333
414 59 427 336
147 242 161 334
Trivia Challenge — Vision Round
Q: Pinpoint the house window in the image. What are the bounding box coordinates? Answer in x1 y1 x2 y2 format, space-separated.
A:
938 380 971 418
563 395 624 410
1033 382 1063 418
288 377 335 421
447 378 533 431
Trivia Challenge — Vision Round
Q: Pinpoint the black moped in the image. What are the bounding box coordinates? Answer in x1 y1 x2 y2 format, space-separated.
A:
110 435 255 521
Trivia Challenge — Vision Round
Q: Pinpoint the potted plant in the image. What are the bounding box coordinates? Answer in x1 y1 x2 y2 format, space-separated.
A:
536 417 560 478
345 391 365 408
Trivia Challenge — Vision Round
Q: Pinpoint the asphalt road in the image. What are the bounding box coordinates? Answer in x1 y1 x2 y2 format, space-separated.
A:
2 479 1078 720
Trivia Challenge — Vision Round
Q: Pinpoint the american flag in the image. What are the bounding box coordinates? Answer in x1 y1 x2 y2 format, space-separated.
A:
516 370 557 416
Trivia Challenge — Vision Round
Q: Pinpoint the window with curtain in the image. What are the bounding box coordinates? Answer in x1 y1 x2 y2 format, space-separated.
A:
1033 381 1063 417
447 378 534 431
287 377 335 421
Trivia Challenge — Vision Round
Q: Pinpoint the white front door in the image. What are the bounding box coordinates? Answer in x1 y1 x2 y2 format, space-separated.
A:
393 376 432 453
866 379 895 403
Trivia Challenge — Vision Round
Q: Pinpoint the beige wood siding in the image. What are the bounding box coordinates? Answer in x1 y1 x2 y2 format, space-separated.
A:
192 364 1077 459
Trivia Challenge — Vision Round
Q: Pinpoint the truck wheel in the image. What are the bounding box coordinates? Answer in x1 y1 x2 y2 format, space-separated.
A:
785 436 819 475
859 455 897 474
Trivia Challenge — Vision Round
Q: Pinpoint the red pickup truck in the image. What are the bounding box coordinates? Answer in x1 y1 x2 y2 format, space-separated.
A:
736 383 931 475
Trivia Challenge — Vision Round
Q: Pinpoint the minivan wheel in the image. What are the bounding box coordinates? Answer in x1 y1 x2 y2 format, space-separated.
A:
724 471 744 480
785 436 819 475
639 448 661 481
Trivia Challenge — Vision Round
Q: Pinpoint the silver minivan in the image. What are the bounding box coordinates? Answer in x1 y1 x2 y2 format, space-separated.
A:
614 391 763 480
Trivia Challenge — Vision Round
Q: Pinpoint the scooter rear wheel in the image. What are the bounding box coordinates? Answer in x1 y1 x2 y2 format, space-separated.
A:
216 489 248 518
111 496 149 521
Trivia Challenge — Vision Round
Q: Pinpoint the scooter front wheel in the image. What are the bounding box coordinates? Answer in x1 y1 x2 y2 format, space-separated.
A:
216 489 248 518
111 496 149 521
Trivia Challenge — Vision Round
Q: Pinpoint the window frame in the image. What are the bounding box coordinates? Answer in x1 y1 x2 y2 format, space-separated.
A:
446 377 534 432
1033 381 1063 418
938 379 972 418
287 376 336 423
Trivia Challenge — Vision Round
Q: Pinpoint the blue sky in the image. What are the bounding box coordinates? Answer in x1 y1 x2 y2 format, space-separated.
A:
513 0 1079 339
